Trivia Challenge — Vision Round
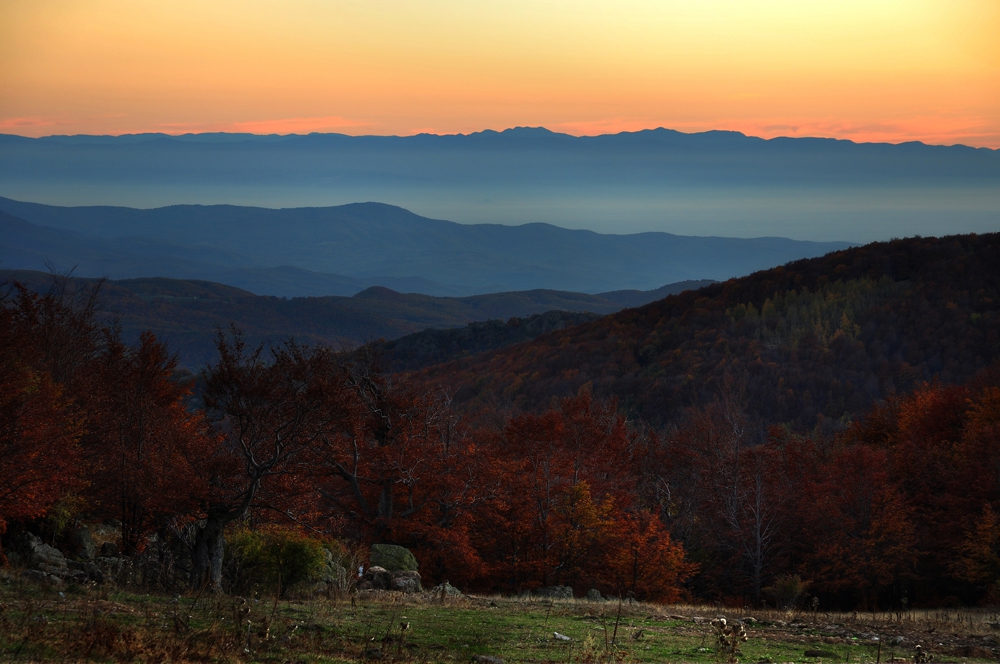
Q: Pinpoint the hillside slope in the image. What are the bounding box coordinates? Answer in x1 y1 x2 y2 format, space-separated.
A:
412 234 1000 430
0 196 850 294
3 270 685 367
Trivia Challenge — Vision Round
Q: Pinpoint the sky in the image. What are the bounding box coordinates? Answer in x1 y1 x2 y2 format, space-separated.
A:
1 0 999 147
0 0 1000 148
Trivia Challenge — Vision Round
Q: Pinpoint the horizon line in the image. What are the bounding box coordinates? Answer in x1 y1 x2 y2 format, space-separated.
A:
1 126 994 151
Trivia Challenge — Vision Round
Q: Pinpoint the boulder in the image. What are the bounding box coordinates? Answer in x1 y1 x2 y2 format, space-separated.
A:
320 550 348 586
534 585 573 599
369 544 418 572
68 526 97 561
17 532 69 577
391 570 422 593
586 588 604 601
432 580 463 598
364 565 393 590
67 559 104 583
22 569 63 586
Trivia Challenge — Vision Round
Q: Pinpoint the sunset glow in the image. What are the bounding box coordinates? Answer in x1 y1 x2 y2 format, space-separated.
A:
1 0 998 146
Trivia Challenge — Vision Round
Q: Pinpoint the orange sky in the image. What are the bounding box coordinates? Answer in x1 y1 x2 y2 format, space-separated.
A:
1 0 998 146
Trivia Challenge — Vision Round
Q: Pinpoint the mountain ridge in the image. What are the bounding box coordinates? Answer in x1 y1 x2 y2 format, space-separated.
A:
3 128 996 242
0 269 710 368
0 197 848 296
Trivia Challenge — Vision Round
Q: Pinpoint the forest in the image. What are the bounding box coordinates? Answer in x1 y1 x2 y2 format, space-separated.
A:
2 233 999 611
419 234 1000 431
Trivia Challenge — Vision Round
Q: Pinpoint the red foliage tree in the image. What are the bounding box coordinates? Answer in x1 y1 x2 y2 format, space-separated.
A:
83 329 212 555
0 282 90 555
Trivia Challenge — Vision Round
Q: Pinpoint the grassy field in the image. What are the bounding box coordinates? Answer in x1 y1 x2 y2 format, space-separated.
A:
2 577 1000 663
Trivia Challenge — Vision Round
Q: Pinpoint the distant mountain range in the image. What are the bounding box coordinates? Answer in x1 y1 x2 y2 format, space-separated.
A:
2 128 997 242
0 198 848 296
1 269 711 367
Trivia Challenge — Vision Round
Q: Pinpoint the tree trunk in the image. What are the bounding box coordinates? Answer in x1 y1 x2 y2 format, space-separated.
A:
191 513 227 591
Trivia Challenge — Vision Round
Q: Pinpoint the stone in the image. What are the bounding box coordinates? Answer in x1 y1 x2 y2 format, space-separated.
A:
68 526 97 561
586 588 603 601
432 581 463 598
17 532 69 577
364 565 393 590
357 580 374 591
100 541 119 558
66 559 103 583
392 570 422 593
369 544 418 572
23 569 63 586
472 656 505 664
534 585 573 599
320 558 348 586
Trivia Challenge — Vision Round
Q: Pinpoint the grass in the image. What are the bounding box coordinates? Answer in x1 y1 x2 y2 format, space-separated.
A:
3 575 1000 663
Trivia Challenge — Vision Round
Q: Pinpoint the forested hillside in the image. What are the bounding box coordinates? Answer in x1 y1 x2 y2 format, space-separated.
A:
2 270 650 367
415 234 1000 431
3 235 1000 610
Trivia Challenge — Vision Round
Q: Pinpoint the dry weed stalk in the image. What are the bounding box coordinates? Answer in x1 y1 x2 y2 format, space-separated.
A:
711 617 748 664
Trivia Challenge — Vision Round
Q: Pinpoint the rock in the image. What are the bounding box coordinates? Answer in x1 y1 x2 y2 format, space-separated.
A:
23 569 63 586
16 532 69 577
364 565 393 590
320 555 348 586
472 656 505 664
391 570 422 593
534 585 573 599
68 526 97 561
804 650 838 658
357 580 374 591
433 581 463 598
95 556 130 584
554 632 572 641
66 559 103 583
369 544 418 572
586 588 603 601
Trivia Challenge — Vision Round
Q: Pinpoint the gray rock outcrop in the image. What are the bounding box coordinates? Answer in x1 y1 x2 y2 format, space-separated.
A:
432 580 463 598
391 570 422 593
534 585 573 599
69 526 97 561
364 565 393 590
369 544 418 572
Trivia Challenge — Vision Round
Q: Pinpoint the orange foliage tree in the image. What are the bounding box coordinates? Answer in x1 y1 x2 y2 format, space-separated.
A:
0 282 89 554
82 329 212 555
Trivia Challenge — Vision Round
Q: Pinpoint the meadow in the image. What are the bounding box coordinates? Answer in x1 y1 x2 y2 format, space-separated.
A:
3 573 1000 664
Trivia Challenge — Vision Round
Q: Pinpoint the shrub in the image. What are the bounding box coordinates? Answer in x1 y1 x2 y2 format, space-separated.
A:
226 525 328 596
764 574 809 609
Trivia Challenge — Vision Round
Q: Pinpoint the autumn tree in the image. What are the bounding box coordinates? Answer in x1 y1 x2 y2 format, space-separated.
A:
0 301 82 547
800 445 916 608
0 279 97 556
197 330 343 589
83 329 212 555
313 347 490 584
